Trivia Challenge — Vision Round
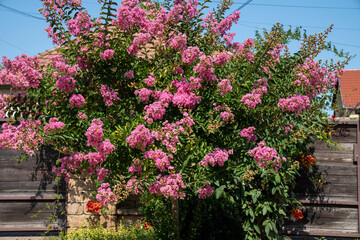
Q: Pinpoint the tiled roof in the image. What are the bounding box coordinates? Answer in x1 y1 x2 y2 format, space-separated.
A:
339 69 360 108
36 46 62 65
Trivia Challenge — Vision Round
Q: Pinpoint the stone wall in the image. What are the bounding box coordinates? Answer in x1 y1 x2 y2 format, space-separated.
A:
66 175 142 229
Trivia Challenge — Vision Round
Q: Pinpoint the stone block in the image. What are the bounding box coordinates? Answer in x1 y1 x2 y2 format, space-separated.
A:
67 202 84 215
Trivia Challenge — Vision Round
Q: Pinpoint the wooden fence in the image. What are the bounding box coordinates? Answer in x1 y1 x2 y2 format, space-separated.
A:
284 120 360 238
0 147 66 236
1 119 360 238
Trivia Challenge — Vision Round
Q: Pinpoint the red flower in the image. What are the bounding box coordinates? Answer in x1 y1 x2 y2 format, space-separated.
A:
300 155 315 168
86 200 102 213
331 114 335 119
290 208 304 220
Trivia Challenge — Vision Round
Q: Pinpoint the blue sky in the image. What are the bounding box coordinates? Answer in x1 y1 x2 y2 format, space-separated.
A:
0 0 359 70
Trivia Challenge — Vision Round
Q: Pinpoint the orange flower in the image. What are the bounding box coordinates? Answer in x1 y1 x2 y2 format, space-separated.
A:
86 200 102 213
300 155 315 168
143 222 151 230
290 208 304 220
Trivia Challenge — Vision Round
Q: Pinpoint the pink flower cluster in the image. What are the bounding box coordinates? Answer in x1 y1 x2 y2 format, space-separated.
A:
100 49 115 60
127 32 152 55
135 88 153 103
151 112 194 153
77 112 87 120
124 70 134 79
214 103 234 123
199 148 233 167
248 141 286 171
144 101 168 124
294 58 340 99
182 47 201 64
240 126 257 142
128 159 143 176
143 73 155 87
98 139 115 155
198 182 214 199
201 11 240 37
0 55 42 89
149 173 186 199
240 93 261 109
267 43 284 63
172 80 201 109
126 176 144 194
126 125 154 151
85 119 104 148
69 94 86 108
53 153 84 181
168 32 187 50
235 38 255 62
217 79 232 95
0 120 43 156
44 118 65 134
144 149 173 172
100 85 119 107
66 11 93 36
214 52 231 66
96 183 118 205
193 55 216 82
278 95 310 115
56 75 76 93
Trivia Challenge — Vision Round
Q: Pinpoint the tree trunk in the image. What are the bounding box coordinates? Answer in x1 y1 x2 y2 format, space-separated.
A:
172 198 180 239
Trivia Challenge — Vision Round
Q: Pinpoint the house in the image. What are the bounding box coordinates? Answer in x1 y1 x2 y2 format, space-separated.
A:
334 69 360 117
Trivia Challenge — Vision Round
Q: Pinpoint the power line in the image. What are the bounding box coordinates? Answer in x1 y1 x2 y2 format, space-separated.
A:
240 20 360 31
0 37 35 55
233 0 252 12
234 2 360 10
0 3 45 21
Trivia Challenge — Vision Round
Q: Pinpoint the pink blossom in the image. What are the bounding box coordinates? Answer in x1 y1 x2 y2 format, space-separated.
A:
100 49 115 60
0 55 42 89
144 149 173 172
85 119 104 148
199 148 233 167
144 73 155 87
98 139 115 155
96 183 117 205
77 112 87 120
182 47 201 64
0 120 43 156
134 88 153 103
198 182 214 199
44 118 65 134
100 85 119 107
214 52 231 66
217 79 232 95
69 94 85 108
56 75 76 93
248 141 286 171
126 125 154 151
66 11 93 36
144 101 168 124
278 95 310 115
124 70 134 79
240 93 261 109
240 126 257 142
149 173 186 199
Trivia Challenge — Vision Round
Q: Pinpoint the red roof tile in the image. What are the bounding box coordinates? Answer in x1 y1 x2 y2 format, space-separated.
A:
339 69 360 108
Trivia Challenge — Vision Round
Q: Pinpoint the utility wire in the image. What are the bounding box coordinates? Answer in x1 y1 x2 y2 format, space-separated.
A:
0 37 35 55
0 3 45 21
241 3 360 10
232 0 252 12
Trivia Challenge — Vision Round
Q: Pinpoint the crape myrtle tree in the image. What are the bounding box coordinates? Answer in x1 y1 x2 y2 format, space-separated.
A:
0 0 350 239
